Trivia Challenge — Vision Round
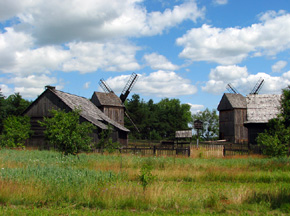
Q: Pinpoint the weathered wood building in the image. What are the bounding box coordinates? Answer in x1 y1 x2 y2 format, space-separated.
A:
91 92 125 126
217 93 248 143
218 93 281 144
244 94 281 144
23 86 129 148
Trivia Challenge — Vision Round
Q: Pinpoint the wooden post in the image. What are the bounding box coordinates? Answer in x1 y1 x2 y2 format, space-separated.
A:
223 145 226 157
153 145 156 156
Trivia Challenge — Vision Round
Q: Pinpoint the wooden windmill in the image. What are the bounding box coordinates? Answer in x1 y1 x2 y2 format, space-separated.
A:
98 73 140 132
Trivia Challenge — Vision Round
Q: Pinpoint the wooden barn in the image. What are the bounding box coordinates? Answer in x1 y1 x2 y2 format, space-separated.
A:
244 94 281 144
218 93 281 144
217 93 248 143
91 92 125 126
23 86 129 149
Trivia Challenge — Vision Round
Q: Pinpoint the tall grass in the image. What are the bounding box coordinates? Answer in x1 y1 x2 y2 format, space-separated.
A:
0 149 290 214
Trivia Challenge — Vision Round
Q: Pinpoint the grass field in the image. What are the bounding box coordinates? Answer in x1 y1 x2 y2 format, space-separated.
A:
0 149 290 215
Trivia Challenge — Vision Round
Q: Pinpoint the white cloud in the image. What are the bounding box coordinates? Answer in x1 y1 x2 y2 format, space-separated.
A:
2 0 205 45
187 103 205 114
143 53 179 70
7 74 58 98
83 82 90 89
213 0 228 5
177 12 290 65
209 65 248 82
104 71 197 98
203 65 290 95
272 60 287 73
62 41 141 73
0 84 13 97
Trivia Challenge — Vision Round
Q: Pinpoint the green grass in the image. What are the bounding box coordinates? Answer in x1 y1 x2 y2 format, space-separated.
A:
0 149 290 215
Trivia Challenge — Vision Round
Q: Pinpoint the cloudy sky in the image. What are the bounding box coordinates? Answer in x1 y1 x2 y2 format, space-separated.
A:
1 0 290 113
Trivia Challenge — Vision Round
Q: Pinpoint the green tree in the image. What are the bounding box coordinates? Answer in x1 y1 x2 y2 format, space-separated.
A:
125 95 192 140
39 109 96 156
0 115 32 148
0 92 31 133
191 108 219 141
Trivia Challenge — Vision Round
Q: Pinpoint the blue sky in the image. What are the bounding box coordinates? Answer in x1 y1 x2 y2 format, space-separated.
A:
1 0 290 113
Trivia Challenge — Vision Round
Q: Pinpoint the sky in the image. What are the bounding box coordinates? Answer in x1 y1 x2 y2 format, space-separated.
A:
1 0 290 114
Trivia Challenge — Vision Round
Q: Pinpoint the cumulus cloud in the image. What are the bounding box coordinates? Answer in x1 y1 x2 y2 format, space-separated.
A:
187 103 205 114
203 65 290 95
143 53 179 70
6 75 58 98
1 0 205 45
104 71 197 98
177 12 290 65
272 60 287 73
62 41 141 73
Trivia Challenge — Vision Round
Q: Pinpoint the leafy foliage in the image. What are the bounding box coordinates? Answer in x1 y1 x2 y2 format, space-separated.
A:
191 108 219 141
0 92 31 133
0 115 32 148
39 109 96 156
138 163 155 191
257 86 290 157
125 94 191 140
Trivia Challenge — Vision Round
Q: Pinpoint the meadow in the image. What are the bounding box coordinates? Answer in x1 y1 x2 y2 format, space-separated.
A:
0 149 290 215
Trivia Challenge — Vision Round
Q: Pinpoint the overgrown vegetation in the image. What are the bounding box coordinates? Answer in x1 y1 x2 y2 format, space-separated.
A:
0 150 290 215
39 109 96 156
0 91 31 133
0 115 32 148
257 86 290 157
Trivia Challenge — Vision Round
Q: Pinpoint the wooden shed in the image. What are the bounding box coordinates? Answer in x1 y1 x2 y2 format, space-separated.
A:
23 86 129 149
244 94 281 144
91 92 125 126
217 93 248 143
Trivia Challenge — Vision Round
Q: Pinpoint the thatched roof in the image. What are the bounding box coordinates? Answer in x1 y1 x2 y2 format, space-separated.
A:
91 92 124 107
245 94 281 124
217 93 247 111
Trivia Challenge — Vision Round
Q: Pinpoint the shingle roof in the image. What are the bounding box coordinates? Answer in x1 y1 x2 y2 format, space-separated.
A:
51 89 129 132
245 94 281 124
217 93 247 111
92 92 124 107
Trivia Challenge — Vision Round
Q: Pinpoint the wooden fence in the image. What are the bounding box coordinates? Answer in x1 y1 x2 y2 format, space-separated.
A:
120 145 190 157
125 140 262 157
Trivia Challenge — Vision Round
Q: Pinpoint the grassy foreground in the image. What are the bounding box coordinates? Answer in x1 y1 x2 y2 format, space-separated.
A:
0 149 290 215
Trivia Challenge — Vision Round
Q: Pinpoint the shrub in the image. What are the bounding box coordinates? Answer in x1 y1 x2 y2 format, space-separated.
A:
257 132 288 157
39 109 95 156
0 115 32 148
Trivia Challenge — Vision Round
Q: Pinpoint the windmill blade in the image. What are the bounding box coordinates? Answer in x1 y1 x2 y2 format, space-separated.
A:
250 78 264 95
226 83 239 94
125 111 140 133
99 78 115 94
120 72 138 103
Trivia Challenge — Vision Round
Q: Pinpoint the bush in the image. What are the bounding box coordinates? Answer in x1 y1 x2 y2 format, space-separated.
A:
257 133 288 157
39 109 95 156
0 115 32 148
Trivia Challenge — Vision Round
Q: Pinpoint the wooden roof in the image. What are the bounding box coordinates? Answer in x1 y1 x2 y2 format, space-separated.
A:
217 93 247 111
25 87 129 132
92 92 124 107
245 94 281 124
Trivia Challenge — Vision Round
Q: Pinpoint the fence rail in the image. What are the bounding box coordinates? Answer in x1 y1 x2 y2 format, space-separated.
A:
126 140 262 157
